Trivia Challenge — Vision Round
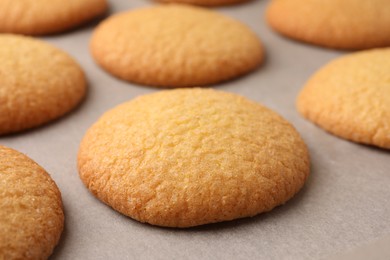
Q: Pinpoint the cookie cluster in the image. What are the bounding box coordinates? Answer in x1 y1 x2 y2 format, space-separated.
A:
1 0 389 259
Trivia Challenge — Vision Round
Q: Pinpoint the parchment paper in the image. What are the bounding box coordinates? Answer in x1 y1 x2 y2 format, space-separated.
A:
1 0 389 259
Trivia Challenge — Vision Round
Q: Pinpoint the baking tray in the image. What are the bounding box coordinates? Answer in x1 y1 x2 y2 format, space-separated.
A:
1 0 389 259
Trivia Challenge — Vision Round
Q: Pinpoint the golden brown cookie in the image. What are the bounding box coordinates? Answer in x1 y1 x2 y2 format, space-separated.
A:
297 48 390 149
0 34 87 135
90 4 263 87
0 145 64 259
155 0 249 7
0 0 108 35
266 0 390 50
78 88 310 227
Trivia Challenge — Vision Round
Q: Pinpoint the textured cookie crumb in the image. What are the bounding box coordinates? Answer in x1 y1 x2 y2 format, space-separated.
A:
78 88 310 227
297 48 390 149
0 34 87 135
0 145 64 259
90 4 263 87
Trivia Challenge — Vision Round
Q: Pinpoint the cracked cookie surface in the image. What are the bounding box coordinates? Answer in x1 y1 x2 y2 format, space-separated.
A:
0 34 86 135
297 48 390 149
78 88 309 227
90 4 263 87
0 145 64 260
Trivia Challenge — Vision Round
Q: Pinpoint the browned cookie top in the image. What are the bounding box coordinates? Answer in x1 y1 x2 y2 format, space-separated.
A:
0 0 108 35
297 48 390 148
78 88 310 227
0 34 87 135
0 145 64 259
266 0 390 50
91 4 263 88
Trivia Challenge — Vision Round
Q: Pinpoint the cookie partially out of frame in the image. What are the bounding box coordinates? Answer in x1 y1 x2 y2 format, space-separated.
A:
0 145 64 259
90 4 263 87
297 48 390 149
0 0 108 35
78 88 310 228
155 0 249 7
0 34 87 135
266 0 390 50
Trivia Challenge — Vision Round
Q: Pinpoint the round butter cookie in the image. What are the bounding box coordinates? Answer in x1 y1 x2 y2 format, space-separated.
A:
0 145 64 259
266 0 390 50
0 34 86 135
0 0 107 35
297 48 390 149
78 88 309 227
155 0 249 7
90 4 263 87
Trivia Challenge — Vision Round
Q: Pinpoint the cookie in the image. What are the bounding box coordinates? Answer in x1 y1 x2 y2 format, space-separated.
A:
0 0 107 35
266 0 390 50
297 48 390 149
90 4 263 87
78 88 310 227
0 145 64 259
155 0 249 7
0 34 87 135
